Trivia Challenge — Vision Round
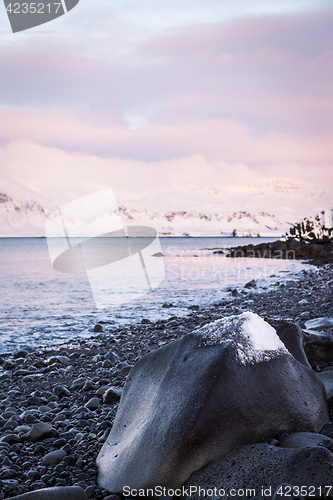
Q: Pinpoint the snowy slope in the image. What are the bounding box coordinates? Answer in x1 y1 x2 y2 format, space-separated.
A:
0 177 327 237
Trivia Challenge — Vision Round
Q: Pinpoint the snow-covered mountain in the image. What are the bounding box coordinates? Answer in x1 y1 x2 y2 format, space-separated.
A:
0 190 285 237
0 176 328 237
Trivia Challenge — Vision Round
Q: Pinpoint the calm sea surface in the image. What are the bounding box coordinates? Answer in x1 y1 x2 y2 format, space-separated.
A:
0 237 313 352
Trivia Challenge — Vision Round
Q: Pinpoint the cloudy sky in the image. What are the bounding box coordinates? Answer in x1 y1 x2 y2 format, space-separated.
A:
0 0 332 221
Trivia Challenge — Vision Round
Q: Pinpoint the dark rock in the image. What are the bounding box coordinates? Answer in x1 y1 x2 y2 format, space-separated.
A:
26 423 52 442
0 468 19 479
53 385 71 397
48 356 70 365
244 279 257 288
182 443 333 500
93 324 105 333
102 387 122 404
96 312 329 492
9 486 89 499
24 414 38 424
42 449 67 465
317 369 333 406
279 431 333 448
141 319 151 324
104 351 119 363
28 396 46 406
0 434 20 444
85 397 100 410
302 330 333 362
3 360 14 370
167 319 178 327
14 350 28 358
273 321 310 368
82 381 95 391
231 289 239 297
321 422 333 439
26 470 40 481
118 364 133 377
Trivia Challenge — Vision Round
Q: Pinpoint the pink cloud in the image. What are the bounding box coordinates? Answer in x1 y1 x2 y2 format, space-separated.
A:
0 7 332 175
0 108 332 169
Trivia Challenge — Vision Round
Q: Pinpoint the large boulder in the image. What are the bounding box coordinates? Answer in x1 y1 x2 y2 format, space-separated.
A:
96 312 329 493
182 443 333 500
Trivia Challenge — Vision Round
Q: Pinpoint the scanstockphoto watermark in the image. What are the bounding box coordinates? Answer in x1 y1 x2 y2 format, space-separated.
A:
3 0 80 33
45 189 165 311
123 486 261 497
166 245 297 286
123 485 333 498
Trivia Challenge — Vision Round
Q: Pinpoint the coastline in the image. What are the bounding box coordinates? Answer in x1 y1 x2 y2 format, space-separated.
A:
0 262 332 499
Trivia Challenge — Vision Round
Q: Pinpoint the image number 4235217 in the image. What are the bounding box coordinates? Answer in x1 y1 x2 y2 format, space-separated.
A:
3 0 80 33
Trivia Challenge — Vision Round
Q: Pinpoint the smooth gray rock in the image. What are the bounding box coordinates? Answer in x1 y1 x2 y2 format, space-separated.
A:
302 330 333 362
85 397 100 410
9 486 88 500
42 449 67 465
304 317 333 330
96 312 329 492
182 443 333 500
279 431 333 448
26 423 52 442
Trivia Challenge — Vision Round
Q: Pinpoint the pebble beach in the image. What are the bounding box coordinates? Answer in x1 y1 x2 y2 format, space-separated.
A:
0 256 333 499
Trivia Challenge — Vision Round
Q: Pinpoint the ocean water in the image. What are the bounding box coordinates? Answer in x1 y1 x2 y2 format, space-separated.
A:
0 237 313 352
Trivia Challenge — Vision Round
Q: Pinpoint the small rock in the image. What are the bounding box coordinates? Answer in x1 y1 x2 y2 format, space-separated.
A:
0 434 20 444
25 414 38 424
103 387 122 404
167 320 178 327
38 405 52 413
3 360 14 370
321 422 333 439
82 381 95 391
42 449 66 465
85 397 100 410
0 371 12 380
14 425 31 434
26 470 40 481
96 386 109 396
104 351 119 363
8 485 89 499
26 423 52 442
279 432 333 448
93 324 105 333
244 279 257 288
52 414 66 423
53 385 71 397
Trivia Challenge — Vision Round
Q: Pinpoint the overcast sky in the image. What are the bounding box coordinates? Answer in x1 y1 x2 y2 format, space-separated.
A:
0 0 332 219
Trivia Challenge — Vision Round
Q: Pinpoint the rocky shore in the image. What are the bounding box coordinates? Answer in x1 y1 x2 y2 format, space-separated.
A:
227 238 333 266
0 263 333 499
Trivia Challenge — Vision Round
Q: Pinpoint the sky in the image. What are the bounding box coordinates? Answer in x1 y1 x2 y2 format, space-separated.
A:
0 0 332 222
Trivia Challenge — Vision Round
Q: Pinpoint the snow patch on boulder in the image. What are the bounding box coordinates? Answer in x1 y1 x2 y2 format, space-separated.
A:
197 311 288 364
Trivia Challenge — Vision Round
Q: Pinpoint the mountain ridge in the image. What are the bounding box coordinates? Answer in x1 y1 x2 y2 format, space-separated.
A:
0 191 286 237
